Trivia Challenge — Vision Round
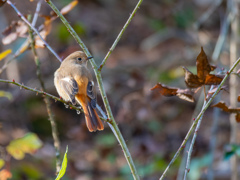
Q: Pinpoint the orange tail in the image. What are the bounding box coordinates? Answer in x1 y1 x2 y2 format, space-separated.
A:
78 97 104 132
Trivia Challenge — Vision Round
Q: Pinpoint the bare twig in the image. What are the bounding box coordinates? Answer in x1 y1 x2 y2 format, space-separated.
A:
28 14 61 174
159 56 240 180
177 91 205 180
183 86 214 179
98 0 143 71
6 0 62 62
44 1 141 179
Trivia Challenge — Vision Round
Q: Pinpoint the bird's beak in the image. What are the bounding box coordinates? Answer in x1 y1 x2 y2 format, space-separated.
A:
87 56 93 60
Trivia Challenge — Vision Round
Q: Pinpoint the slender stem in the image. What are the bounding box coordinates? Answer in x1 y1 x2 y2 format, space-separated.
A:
45 1 140 179
6 0 62 62
44 0 94 66
98 0 143 71
28 14 61 174
159 56 240 180
229 0 239 179
32 0 42 27
183 85 215 179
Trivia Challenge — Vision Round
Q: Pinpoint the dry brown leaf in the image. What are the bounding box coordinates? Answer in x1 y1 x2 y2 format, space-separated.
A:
212 101 230 112
176 89 195 102
236 113 240 123
204 74 223 85
0 0 6 7
212 101 240 123
151 83 177 97
2 33 18 45
238 96 240 102
183 47 223 89
151 83 194 102
2 21 28 45
182 66 202 88
196 47 212 83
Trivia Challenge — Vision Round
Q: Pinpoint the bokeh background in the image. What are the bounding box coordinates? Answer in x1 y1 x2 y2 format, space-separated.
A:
0 0 239 180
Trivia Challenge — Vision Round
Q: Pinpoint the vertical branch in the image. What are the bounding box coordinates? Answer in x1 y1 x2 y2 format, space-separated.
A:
28 15 61 174
183 86 214 179
229 0 239 180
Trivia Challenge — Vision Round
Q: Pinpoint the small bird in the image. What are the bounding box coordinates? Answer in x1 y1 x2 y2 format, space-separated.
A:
54 51 104 132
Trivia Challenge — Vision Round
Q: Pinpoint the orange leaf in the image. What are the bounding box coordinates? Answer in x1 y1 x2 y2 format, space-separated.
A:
0 169 12 180
151 83 194 102
183 47 222 89
238 96 240 102
204 74 223 85
212 101 230 112
236 113 240 123
212 101 240 113
151 83 177 96
60 0 78 15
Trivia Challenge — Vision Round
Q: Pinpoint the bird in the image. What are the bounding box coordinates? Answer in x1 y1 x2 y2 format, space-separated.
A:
54 51 104 132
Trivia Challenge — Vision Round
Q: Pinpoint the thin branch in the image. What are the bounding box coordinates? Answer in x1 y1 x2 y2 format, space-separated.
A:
32 0 42 27
98 0 143 71
183 86 214 179
45 1 140 179
28 14 61 174
159 56 240 180
6 0 62 62
0 79 108 122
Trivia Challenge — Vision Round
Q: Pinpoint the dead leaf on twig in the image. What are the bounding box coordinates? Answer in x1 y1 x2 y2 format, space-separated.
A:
212 101 240 123
183 47 223 89
2 21 28 45
151 83 194 102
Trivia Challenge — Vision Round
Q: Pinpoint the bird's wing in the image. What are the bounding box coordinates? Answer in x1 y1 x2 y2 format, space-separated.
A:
87 81 96 109
60 77 78 105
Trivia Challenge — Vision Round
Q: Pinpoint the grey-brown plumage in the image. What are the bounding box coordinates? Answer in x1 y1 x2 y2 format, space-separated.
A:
54 51 104 132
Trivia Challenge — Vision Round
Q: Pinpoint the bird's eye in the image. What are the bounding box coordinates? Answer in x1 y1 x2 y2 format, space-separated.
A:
77 57 82 61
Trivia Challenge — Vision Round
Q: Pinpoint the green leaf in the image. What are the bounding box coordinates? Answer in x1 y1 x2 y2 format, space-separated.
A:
0 159 5 169
0 91 13 101
6 133 42 160
55 146 68 180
